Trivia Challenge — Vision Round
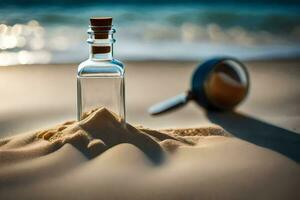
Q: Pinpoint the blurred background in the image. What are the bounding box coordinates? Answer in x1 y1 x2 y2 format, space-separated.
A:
0 0 300 65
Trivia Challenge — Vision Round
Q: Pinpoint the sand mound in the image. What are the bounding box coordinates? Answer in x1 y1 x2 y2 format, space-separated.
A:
0 107 228 163
1 108 299 200
36 108 228 159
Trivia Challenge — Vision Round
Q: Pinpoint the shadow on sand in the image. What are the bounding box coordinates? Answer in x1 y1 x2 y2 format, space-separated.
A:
206 111 300 163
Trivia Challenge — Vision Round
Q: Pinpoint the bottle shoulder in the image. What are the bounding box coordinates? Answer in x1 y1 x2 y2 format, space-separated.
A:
77 59 125 77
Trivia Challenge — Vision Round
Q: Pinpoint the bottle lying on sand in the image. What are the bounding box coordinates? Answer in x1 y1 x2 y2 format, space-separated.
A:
77 17 125 122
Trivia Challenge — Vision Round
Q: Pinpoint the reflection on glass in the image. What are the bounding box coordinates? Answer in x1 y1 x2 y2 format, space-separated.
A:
204 60 249 109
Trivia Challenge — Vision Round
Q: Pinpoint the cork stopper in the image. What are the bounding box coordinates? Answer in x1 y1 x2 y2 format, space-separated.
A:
89 17 113 54
90 17 112 27
92 46 111 54
90 17 113 39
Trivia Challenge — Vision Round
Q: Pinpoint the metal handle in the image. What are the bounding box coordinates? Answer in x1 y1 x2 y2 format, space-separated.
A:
148 91 193 116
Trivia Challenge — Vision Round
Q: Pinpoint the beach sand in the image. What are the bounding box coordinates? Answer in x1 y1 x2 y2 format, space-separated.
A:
0 60 300 199
1 107 299 199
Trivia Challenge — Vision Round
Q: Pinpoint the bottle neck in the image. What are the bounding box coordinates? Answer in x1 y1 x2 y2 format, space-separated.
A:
87 26 115 61
89 43 113 60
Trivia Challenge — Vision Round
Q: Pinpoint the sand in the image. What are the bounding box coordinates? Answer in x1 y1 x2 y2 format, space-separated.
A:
0 60 300 199
0 60 300 136
0 107 299 200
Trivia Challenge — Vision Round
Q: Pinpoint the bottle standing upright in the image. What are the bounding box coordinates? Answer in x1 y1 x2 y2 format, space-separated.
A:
77 17 125 122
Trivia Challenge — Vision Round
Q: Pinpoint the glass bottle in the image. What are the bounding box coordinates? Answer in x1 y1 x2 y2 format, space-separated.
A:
77 17 125 122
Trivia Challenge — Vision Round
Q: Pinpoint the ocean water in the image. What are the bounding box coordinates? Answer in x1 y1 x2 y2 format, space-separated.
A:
0 1 299 65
